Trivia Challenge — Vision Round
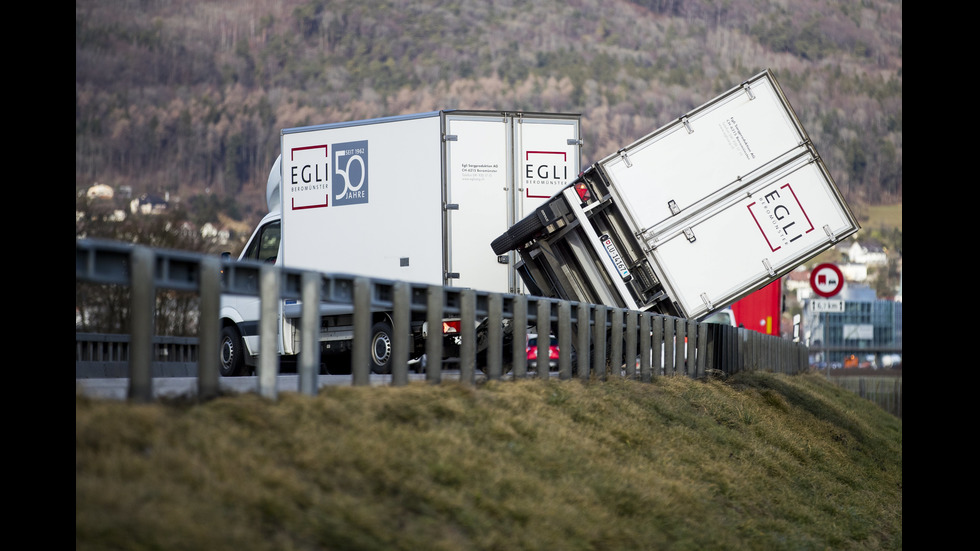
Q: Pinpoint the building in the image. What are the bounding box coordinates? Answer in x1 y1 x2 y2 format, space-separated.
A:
803 283 902 367
130 193 169 215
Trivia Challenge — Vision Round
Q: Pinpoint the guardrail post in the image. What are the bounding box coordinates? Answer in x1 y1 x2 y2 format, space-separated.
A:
391 281 411 386
662 317 676 377
624 309 637 380
460 289 476 385
686 319 698 378
352 277 371 386
593 305 607 380
512 295 527 379
610 308 623 379
639 313 652 382
536 298 551 379
487 293 503 380
197 255 221 400
640 314 667 382
299 271 321 396
558 300 572 380
695 321 708 379
426 285 444 383
128 246 154 403
576 302 590 381
258 264 280 400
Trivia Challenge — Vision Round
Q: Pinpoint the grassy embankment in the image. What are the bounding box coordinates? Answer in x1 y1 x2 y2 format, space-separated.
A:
77 371 902 550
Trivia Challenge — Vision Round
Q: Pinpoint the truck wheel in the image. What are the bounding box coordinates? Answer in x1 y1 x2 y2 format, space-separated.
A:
369 321 394 374
219 326 246 377
491 232 518 255
495 205 547 254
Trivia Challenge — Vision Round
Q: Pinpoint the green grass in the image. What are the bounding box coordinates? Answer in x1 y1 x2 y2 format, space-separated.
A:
861 203 903 232
76 372 902 550
827 373 902 418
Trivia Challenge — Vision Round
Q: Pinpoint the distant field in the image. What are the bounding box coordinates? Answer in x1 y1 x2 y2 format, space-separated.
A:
862 203 902 231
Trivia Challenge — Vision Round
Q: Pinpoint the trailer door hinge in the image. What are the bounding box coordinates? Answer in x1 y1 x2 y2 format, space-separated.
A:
762 258 775 276
742 82 756 100
444 134 458 142
700 293 713 311
446 272 460 279
682 117 693 134
567 138 583 146
683 227 696 243
668 200 681 216
618 149 632 168
445 203 459 210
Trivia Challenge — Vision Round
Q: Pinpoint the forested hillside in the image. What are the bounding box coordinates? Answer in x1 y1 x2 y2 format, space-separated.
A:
76 0 902 241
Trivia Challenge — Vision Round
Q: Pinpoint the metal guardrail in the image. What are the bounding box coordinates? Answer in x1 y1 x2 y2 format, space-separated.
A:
76 333 199 378
76 238 810 402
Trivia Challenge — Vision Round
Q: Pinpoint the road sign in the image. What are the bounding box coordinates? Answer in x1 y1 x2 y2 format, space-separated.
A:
811 299 845 312
810 263 844 298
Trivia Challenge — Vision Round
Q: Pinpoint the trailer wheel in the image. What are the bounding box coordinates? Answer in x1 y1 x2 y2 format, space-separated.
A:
501 206 548 253
491 232 518 255
219 326 246 377
492 206 547 255
369 321 394 374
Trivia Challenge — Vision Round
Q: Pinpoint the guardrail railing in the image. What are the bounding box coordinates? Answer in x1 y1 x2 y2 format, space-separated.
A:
76 238 809 402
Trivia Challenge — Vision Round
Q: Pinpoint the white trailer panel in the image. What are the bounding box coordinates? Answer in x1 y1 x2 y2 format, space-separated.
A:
651 150 858 319
281 113 446 284
494 70 860 321
597 70 810 238
446 114 580 293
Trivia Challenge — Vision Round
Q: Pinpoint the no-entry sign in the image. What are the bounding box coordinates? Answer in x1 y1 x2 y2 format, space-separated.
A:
810 263 844 298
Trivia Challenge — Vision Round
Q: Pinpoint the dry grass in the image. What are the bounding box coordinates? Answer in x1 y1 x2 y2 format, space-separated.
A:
76 372 902 550
863 204 903 231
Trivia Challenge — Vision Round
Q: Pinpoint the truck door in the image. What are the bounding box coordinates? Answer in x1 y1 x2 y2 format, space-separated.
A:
444 113 581 295
515 115 582 221
444 114 512 294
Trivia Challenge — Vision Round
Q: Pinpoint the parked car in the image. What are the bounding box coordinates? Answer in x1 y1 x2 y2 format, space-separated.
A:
527 334 560 371
881 354 902 369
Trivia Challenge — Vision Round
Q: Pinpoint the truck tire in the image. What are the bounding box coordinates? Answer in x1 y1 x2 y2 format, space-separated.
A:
492 206 547 254
490 232 518 255
370 321 394 374
219 326 246 377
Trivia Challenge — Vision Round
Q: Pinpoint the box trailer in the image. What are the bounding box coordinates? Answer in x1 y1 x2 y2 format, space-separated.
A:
492 69 860 321
732 278 783 335
220 110 582 375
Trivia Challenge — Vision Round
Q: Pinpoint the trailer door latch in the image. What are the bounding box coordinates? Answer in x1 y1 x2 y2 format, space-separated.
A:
823 224 837 242
700 293 713 311
618 149 632 168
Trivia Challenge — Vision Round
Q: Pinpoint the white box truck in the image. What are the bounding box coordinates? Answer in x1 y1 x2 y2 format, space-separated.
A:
220 110 582 376
492 70 860 321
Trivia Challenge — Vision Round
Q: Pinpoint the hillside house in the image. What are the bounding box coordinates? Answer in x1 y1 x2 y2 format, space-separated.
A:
844 240 887 266
131 193 169 215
